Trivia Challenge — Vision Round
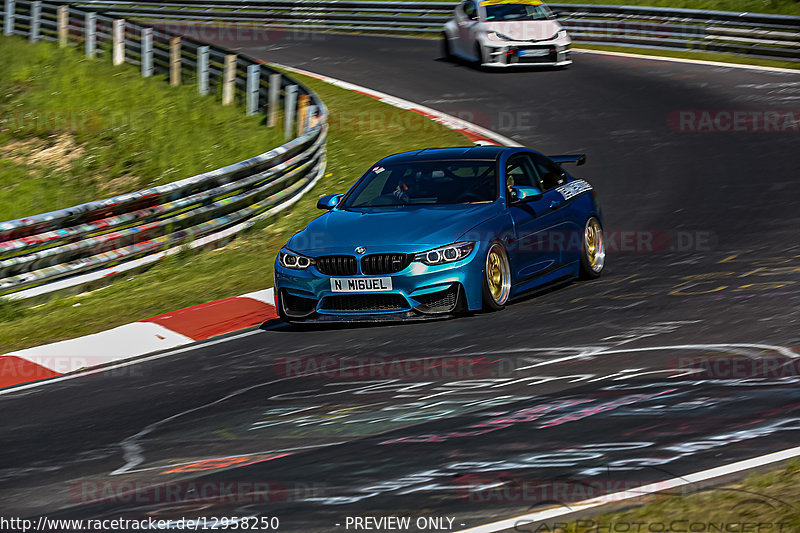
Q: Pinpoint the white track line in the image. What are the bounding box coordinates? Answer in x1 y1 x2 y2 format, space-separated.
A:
574 48 800 75
458 445 800 533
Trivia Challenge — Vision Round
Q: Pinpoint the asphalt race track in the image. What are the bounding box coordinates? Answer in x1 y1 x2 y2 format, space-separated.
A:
2 34 800 531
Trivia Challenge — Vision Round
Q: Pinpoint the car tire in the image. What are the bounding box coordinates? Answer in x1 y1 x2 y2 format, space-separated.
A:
474 43 484 68
482 241 512 311
442 33 453 61
579 216 605 279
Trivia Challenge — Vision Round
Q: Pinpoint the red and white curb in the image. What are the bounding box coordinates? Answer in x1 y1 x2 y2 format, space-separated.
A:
0 288 277 389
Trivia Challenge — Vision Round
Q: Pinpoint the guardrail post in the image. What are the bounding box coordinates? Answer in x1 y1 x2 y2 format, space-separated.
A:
57 5 68 47
268 73 280 127
112 19 125 66
169 36 181 86
284 84 297 141
141 27 153 77
29 1 40 43
85 12 96 58
3 0 15 36
297 93 309 135
197 45 209 95
222 54 236 106
246 64 260 116
307 104 317 131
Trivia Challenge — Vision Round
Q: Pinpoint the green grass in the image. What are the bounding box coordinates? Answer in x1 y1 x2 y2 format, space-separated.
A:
0 35 282 221
575 44 800 70
0 68 469 353
558 460 800 532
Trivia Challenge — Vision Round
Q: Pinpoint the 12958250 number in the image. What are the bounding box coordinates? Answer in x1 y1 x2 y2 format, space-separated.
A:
196 516 280 529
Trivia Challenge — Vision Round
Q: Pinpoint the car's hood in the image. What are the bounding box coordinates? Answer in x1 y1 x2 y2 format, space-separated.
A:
288 203 500 253
484 20 561 41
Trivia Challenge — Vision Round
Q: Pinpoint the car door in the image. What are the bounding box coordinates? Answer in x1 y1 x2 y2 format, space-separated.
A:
456 0 480 57
505 153 566 283
529 152 579 265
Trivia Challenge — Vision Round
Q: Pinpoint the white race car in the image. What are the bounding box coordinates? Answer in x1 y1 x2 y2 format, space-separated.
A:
442 0 572 68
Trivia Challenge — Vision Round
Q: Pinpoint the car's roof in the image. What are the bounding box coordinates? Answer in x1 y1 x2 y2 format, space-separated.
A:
379 146 511 164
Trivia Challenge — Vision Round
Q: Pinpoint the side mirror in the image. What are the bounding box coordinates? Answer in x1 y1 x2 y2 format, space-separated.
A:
317 193 343 210
509 186 543 204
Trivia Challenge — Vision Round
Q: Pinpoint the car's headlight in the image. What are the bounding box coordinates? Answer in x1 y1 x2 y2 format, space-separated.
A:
278 249 315 270
486 30 514 41
414 242 476 266
549 29 568 40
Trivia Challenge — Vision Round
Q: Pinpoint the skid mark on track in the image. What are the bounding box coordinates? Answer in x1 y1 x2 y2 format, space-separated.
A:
111 341 798 477
570 255 800 304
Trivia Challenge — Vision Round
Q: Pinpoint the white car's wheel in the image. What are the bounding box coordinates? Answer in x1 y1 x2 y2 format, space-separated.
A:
474 43 484 66
441 33 453 61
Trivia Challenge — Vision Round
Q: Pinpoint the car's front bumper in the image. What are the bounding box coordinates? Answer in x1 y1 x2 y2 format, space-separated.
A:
481 40 572 68
274 247 485 322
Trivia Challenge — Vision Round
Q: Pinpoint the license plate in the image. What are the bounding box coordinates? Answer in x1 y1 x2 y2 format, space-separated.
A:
520 49 548 57
330 277 393 292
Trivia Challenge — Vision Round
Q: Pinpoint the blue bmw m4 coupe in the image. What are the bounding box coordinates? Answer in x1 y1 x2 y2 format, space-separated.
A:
274 145 604 322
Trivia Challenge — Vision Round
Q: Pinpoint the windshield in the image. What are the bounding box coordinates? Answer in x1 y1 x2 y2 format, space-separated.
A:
342 160 498 208
484 3 554 21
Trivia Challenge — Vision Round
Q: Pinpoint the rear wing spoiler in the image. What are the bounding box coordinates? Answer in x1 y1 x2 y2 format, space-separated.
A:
549 154 586 166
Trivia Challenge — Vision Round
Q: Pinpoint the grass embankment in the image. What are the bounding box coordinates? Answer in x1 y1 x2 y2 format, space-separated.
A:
0 36 281 221
559 459 800 532
553 0 800 16
0 41 468 352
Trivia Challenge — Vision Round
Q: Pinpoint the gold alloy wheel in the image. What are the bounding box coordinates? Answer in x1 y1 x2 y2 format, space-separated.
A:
485 243 511 305
585 218 606 273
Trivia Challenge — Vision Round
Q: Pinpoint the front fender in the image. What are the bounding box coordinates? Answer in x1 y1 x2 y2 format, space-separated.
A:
443 20 458 39
456 212 515 311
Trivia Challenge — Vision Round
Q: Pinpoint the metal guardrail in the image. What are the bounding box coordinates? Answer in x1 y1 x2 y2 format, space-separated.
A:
0 0 328 301
62 0 800 62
